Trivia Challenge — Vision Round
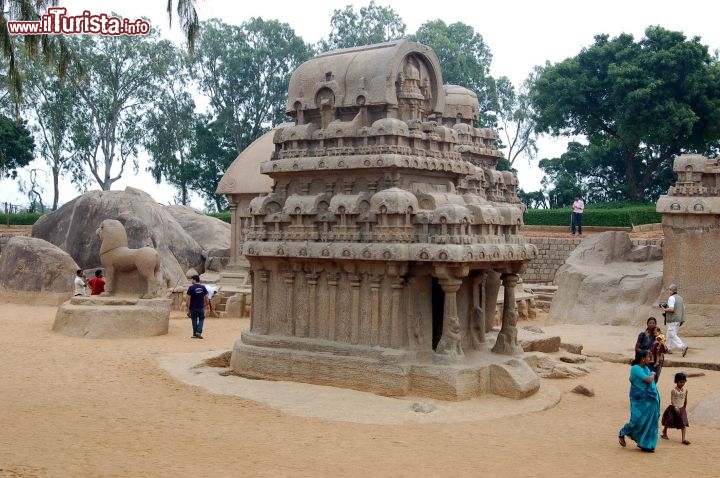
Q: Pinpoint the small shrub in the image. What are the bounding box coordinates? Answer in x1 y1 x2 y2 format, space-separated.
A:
0 212 44 225
208 211 231 224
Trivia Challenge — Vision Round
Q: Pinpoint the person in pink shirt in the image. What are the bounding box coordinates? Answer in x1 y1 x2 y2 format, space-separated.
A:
571 196 585 236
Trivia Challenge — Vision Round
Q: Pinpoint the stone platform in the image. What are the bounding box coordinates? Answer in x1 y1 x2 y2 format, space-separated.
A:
53 296 171 339
231 331 539 401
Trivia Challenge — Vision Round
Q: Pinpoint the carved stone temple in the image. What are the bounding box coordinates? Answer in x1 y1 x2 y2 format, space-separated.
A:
657 154 720 336
229 40 540 400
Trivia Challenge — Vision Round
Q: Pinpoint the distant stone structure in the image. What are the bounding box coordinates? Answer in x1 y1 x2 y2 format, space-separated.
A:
657 154 720 336
230 40 539 400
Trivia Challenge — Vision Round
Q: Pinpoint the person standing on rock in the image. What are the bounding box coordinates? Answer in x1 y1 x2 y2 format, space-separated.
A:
74 269 87 296
570 195 585 236
186 274 209 339
661 284 688 357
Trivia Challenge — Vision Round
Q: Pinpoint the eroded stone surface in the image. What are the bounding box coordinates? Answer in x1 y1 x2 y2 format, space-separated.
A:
0 236 78 305
53 297 171 338
547 231 663 327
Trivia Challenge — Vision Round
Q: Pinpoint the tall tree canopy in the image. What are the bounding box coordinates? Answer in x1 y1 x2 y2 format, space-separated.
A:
144 48 197 206
0 114 34 179
67 29 174 191
531 26 720 201
410 20 496 124
193 18 313 153
22 48 78 210
318 1 406 51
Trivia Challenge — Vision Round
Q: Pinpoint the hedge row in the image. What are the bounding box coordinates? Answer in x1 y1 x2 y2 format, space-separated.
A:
0 212 44 226
524 205 661 227
208 211 231 224
0 206 662 228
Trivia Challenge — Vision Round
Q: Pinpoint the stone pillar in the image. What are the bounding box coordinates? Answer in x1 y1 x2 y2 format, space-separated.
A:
229 200 239 265
327 272 338 341
370 275 382 346
255 270 269 334
305 272 318 338
469 271 486 349
349 273 361 344
435 277 464 360
405 277 423 347
492 273 522 355
390 277 405 348
283 272 295 335
484 270 501 332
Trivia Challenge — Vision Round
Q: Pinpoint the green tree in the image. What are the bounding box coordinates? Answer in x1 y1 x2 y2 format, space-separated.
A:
495 70 539 167
22 50 78 210
193 18 313 154
531 26 720 201
0 113 34 179
318 1 406 51
144 48 197 205
67 28 174 191
185 116 237 211
1 1 72 108
410 20 496 124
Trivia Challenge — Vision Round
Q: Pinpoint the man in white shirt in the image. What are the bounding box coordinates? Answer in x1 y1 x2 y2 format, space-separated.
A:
73 269 87 296
571 196 585 236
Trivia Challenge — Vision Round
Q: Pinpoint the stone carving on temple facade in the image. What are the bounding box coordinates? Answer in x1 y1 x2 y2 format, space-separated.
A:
230 40 540 400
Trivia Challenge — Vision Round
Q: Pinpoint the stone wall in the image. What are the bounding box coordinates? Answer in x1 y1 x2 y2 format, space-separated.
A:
524 236 663 283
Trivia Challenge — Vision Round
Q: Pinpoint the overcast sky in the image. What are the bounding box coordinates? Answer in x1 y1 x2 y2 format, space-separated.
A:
3 0 719 209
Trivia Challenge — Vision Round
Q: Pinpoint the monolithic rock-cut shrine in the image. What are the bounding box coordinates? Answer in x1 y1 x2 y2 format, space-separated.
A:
230 40 539 400
657 154 720 337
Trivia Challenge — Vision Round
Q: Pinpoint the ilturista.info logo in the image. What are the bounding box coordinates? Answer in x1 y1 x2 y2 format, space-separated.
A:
7 8 151 36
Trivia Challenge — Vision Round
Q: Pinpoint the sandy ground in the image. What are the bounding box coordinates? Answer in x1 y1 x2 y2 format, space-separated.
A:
1 304 719 478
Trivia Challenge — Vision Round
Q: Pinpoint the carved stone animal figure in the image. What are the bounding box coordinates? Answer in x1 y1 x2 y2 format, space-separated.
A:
96 219 161 298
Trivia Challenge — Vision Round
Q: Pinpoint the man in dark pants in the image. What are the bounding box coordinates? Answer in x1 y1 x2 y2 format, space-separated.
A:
185 274 209 339
571 195 585 236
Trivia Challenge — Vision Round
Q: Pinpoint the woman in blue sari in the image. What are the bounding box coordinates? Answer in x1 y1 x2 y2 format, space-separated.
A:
619 349 661 452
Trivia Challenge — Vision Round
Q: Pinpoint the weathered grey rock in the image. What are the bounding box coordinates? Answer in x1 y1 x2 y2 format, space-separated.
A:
0 236 78 305
560 343 584 355
520 336 561 353
522 325 545 334
164 205 230 272
571 384 595 397
53 296 171 338
411 401 437 413
547 232 663 327
489 359 540 399
31 188 204 289
689 391 720 428
559 354 587 364
533 356 589 379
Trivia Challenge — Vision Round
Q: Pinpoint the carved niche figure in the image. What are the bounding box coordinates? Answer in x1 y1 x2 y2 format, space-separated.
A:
96 219 161 298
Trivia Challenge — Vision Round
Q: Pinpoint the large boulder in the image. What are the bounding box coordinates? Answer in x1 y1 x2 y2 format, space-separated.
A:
31 188 204 288
0 236 79 305
547 231 663 327
164 205 230 271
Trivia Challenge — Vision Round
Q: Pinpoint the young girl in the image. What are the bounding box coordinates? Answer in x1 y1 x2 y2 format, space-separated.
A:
661 372 690 444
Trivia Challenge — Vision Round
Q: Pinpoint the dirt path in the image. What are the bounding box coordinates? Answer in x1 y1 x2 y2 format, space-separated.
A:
1 304 718 477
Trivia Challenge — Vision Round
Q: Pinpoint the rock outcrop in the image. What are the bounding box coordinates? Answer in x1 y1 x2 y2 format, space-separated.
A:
164 205 230 271
31 188 205 288
0 236 78 305
547 232 663 327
